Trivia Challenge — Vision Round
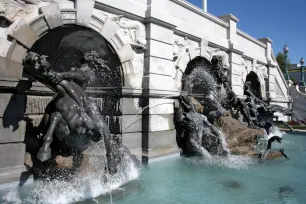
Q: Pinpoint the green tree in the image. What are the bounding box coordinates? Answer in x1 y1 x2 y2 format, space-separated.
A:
276 52 292 73
290 77 297 85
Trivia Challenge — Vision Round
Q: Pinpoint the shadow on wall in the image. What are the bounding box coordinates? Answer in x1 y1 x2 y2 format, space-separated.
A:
2 80 42 154
2 80 41 185
2 81 31 131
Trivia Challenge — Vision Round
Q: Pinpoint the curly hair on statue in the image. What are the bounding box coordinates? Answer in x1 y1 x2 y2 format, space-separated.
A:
83 50 110 71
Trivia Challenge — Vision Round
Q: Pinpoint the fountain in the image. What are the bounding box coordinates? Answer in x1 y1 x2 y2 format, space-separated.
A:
175 55 292 160
0 1 302 203
22 51 139 180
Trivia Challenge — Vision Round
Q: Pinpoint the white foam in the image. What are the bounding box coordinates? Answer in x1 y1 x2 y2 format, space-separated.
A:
2 157 139 204
186 155 256 171
266 126 283 140
2 190 21 204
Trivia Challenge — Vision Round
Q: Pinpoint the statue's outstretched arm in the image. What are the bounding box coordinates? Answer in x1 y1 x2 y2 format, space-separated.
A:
56 69 94 84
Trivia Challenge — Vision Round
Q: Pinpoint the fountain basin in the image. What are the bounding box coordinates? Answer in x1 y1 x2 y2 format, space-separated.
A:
0 133 304 204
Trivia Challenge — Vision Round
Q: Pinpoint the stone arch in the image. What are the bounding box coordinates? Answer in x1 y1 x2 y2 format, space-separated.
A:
174 49 209 90
3 2 136 88
173 37 229 91
242 62 268 98
181 56 213 94
245 71 262 99
1 1 144 136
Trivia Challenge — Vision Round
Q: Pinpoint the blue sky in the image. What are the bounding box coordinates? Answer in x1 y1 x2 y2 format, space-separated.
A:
187 0 306 64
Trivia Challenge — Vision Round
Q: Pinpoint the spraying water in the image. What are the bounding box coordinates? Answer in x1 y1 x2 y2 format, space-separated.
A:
1 156 139 204
123 95 179 132
1 100 141 204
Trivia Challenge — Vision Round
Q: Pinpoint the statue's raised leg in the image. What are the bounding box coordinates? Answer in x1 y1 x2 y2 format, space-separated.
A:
91 118 118 175
37 112 62 162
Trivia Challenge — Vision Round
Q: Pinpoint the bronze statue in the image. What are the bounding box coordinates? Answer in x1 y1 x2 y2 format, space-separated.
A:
176 96 229 157
211 56 258 129
23 51 119 175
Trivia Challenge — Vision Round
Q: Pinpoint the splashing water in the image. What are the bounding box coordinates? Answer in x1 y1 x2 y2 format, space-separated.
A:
186 154 257 170
2 100 141 204
2 190 22 204
1 156 139 204
267 126 284 140
2 99 140 204
252 126 284 153
217 129 231 155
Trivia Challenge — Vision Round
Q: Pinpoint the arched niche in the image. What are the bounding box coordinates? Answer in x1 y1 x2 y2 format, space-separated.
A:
28 25 124 134
245 71 262 99
182 56 216 98
2 2 143 135
29 25 123 90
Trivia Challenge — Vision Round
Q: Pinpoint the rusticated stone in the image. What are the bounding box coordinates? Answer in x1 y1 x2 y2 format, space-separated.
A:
75 0 95 26
266 151 283 160
25 96 120 114
40 3 63 29
191 97 204 112
26 96 52 115
217 116 265 155
61 10 76 24
54 155 73 169
8 19 38 49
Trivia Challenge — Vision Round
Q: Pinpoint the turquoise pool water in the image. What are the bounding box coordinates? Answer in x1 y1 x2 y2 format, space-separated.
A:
1 133 306 204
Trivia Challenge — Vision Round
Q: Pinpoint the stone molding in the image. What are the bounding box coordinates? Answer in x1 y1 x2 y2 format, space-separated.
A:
1 1 146 90
218 14 239 23
25 95 120 114
237 29 266 48
170 0 229 28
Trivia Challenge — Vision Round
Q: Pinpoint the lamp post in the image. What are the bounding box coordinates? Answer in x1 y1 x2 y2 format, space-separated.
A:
299 57 305 86
283 45 289 80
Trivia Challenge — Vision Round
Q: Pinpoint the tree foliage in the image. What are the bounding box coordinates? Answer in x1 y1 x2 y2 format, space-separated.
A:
290 77 297 85
276 52 292 73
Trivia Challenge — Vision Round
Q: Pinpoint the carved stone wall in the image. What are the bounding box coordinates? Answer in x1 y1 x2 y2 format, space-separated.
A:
92 9 146 89
241 58 268 98
0 0 147 185
172 36 229 90
0 1 146 91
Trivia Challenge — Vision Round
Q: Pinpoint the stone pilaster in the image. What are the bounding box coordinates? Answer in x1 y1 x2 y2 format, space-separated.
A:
142 0 180 163
258 37 273 100
219 14 244 96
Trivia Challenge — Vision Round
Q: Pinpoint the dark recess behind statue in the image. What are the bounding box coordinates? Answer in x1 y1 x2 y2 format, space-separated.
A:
28 25 123 135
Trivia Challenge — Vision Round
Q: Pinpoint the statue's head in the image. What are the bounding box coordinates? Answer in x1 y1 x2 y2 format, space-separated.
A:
83 50 110 72
244 81 252 90
23 52 51 77
212 56 227 81
182 111 205 130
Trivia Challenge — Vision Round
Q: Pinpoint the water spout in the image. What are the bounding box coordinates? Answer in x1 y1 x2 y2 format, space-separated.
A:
123 95 180 132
